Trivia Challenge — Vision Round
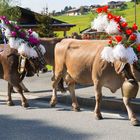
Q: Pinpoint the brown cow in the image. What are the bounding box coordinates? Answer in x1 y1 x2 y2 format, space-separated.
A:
0 45 29 107
0 38 65 106
51 38 140 126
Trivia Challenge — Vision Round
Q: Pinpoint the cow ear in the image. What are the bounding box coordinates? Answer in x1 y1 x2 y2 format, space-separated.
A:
114 60 126 74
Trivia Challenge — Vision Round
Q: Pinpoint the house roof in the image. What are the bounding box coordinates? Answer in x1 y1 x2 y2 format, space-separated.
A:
108 1 125 5
17 6 76 29
66 8 80 13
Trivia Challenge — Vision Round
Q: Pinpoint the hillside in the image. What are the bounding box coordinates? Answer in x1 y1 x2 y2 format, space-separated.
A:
54 2 140 37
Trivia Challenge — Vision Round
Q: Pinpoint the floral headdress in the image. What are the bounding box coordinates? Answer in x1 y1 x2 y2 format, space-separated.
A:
0 16 46 58
91 6 140 64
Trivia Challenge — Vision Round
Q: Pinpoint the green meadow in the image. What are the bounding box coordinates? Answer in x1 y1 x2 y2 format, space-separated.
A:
54 2 140 37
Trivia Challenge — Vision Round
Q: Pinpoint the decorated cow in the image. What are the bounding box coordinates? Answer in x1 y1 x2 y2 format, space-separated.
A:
0 16 65 106
51 6 140 126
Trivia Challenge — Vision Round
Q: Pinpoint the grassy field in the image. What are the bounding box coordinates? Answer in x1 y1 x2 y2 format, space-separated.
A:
54 2 140 37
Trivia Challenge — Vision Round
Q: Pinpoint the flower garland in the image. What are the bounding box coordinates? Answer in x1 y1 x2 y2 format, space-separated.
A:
91 6 140 64
0 16 46 58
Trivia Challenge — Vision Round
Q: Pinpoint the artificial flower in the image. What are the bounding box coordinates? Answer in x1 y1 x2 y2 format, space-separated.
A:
102 6 108 13
107 13 114 20
96 7 102 13
129 34 137 41
126 29 133 35
11 31 17 37
114 16 121 22
115 35 123 43
109 39 112 44
132 23 138 31
137 45 140 52
121 22 128 28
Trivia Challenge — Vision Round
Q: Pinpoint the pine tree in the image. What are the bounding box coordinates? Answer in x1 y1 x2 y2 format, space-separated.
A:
35 14 56 37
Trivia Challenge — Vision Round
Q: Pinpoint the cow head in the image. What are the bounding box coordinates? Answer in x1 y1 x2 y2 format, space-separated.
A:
25 58 40 77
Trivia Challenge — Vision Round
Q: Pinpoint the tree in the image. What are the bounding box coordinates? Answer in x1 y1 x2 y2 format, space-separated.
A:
0 0 21 20
0 0 21 43
79 6 85 15
35 14 56 37
64 6 69 12
68 6 72 10
52 10 56 16
131 0 140 4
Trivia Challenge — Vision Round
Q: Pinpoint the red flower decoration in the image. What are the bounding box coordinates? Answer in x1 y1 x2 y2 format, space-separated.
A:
96 8 102 13
121 22 128 28
132 23 138 31
11 31 17 37
137 45 140 52
108 13 114 20
126 29 133 35
102 6 108 13
115 35 123 43
114 16 121 22
108 40 112 44
129 34 137 41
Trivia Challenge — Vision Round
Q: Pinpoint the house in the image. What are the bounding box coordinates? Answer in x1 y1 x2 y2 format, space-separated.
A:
66 7 89 16
108 1 125 9
17 6 76 36
80 28 109 40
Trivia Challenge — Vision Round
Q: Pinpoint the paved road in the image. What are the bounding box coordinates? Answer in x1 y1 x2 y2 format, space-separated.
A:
0 99 140 140
1 72 140 100
1 72 140 140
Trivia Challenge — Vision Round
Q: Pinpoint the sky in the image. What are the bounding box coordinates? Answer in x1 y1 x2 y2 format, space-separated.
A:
16 0 130 13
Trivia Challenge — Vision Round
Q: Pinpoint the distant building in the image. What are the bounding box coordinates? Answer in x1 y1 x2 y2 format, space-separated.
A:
108 1 125 9
66 7 89 16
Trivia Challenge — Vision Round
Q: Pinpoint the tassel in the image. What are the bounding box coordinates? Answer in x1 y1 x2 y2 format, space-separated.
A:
39 44 46 54
113 44 138 64
91 14 109 32
101 46 114 62
105 20 120 34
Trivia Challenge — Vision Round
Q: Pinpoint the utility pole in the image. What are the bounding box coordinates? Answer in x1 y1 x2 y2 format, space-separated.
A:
134 0 136 23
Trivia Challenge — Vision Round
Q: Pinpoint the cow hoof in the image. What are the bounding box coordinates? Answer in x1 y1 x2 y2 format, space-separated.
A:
22 102 29 108
72 106 80 112
131 120 140 126
95 114 103 120
7 101 15 106
50 101 57 107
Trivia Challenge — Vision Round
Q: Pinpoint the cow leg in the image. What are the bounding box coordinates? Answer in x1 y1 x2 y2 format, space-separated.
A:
94 82 103 120
65 73 80 111
123 97 139 126
68 83 80 111
58 78 66 93
20 82 30 92
50 86 57 107
7 83 14 106
50 74 62 107
14 84 29 107
52 67 66 93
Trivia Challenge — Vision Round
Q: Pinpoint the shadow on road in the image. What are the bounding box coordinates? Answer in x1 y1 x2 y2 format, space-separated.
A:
0 115 95 140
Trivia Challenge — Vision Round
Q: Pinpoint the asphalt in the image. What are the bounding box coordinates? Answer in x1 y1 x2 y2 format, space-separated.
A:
0 72 140 114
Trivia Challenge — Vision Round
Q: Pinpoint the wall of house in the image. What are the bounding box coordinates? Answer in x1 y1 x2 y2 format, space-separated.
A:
67 12 81 16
